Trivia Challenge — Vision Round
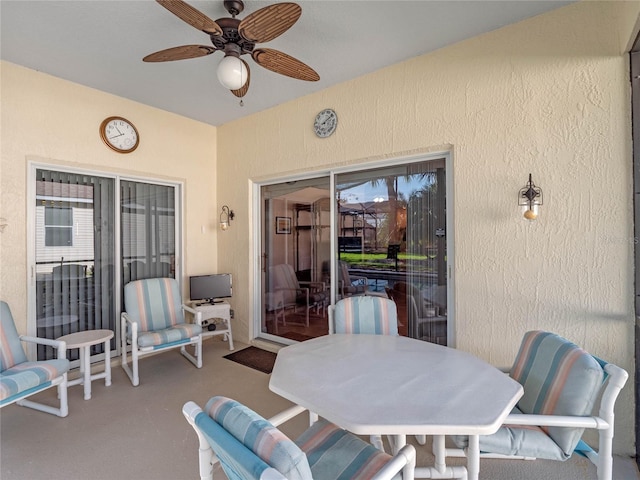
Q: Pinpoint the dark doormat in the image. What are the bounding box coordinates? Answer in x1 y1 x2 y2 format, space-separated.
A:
223 346 277 374
280 331 314 342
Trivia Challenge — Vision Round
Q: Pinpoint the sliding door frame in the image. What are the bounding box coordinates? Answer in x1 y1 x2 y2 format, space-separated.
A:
26 161 184 360
251 150 455 346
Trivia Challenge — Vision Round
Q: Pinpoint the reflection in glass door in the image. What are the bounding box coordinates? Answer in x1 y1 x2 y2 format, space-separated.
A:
335 159 448 344
260 177 331 342
34 169 116 360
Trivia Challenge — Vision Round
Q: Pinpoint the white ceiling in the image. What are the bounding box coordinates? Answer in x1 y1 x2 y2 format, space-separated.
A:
1 0 572 127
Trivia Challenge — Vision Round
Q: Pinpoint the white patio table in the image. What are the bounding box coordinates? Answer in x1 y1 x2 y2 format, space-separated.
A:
269 334 523 480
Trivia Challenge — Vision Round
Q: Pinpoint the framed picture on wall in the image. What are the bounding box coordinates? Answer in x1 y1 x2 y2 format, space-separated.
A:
276 216 291 234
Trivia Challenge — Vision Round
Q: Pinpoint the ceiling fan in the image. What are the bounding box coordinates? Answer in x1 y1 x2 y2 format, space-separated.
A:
143 0 320 101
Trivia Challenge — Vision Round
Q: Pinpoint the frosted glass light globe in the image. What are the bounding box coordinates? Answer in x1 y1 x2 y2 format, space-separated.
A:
217 56 248 90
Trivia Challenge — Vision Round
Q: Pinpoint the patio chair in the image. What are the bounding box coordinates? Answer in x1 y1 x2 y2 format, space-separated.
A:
338 260 369 297
329 295 398 336
183 395 416 480
121 277 203 386
0 300 70 417
269 264 327 327
445 330 628 480
387 282 446 343
329 295 398 451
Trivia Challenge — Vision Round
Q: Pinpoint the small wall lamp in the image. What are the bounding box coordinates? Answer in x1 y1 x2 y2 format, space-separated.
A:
518 174 543 221
220 205 235 231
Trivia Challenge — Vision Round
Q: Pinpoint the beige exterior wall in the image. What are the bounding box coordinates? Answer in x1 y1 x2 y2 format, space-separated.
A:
217 1 640 454
0 61 219 330
1 0 639 456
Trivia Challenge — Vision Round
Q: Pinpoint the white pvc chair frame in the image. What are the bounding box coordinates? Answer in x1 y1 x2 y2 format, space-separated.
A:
120 304 203 387
183 402 417 480
438 362 628 480
3 335 69 417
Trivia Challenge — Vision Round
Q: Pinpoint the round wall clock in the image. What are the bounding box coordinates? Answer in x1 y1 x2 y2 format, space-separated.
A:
99 116 140 153
314 108 338 138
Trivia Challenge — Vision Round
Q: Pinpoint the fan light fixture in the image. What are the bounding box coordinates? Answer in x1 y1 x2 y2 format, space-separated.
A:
143 0 320 102
518 174 543 221
217 55 248 91
220 205 235 231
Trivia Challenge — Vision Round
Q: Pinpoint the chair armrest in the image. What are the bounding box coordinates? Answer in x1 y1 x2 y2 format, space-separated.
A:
182 304 203 326
372 444 416 480
504 413 608 430
267 404 308 427
121 311 139 338
299 281 326 291
20 335 67 359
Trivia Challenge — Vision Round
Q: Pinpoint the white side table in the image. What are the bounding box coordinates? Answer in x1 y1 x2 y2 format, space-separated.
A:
58 329 114 400
192 301 234 350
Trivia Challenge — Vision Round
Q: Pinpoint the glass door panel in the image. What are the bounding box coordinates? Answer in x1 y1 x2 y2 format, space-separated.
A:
260 177 331 342
335 159 448 344
34 169 116 360
120 180 176 285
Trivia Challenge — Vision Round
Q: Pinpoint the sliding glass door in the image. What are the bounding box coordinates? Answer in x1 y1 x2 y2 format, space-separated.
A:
32 167 180 361
256 154 450 345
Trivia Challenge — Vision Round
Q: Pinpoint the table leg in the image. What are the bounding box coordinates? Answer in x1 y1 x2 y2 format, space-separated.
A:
104 338 112 387
433 435 446 473
467 435 480 480
82 346 91 400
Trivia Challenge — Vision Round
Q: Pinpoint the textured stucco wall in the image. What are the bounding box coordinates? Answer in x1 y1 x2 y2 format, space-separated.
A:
216 1 640 454
0 61 219 332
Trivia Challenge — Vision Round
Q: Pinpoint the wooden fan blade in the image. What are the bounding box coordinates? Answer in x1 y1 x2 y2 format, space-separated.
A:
231 59 250 98
143 45 217 62
238 2 301 43
156 0 222 35
252 48 319 81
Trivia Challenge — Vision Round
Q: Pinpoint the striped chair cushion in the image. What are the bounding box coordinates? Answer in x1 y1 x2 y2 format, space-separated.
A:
0 359 69 404
205 396 312 480
296 418 394 479
334 296 398 335
1 301 28 371
123 278 185 332
136 323 202 348
510 331 604 456
194 410 277 480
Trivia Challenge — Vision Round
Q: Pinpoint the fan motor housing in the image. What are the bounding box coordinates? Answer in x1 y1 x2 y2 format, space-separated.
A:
211 17 255 55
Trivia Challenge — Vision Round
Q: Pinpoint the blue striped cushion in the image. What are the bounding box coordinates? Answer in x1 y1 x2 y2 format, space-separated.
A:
0 359 69 403
205 396 312 480
136 323 202 348
124 278 185 332
510 331 604 455
296 418 393 479
334 296 398 335
195 410 275 480
1 301 28 371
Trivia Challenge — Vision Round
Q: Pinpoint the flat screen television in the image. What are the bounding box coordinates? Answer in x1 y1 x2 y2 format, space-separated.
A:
189 274 232 304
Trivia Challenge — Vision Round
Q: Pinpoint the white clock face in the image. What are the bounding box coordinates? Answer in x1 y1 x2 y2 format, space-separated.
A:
314 109 337 138
101 117 139 153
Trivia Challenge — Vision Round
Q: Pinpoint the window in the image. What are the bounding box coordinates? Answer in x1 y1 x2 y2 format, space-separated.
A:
44 206 73 246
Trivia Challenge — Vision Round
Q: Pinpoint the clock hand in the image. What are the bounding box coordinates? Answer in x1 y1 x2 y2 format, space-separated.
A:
109 133 124 139
115 126 123 135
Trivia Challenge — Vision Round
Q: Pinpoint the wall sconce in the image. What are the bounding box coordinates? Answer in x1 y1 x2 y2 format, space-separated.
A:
220 205 235 231
518 174 543 221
